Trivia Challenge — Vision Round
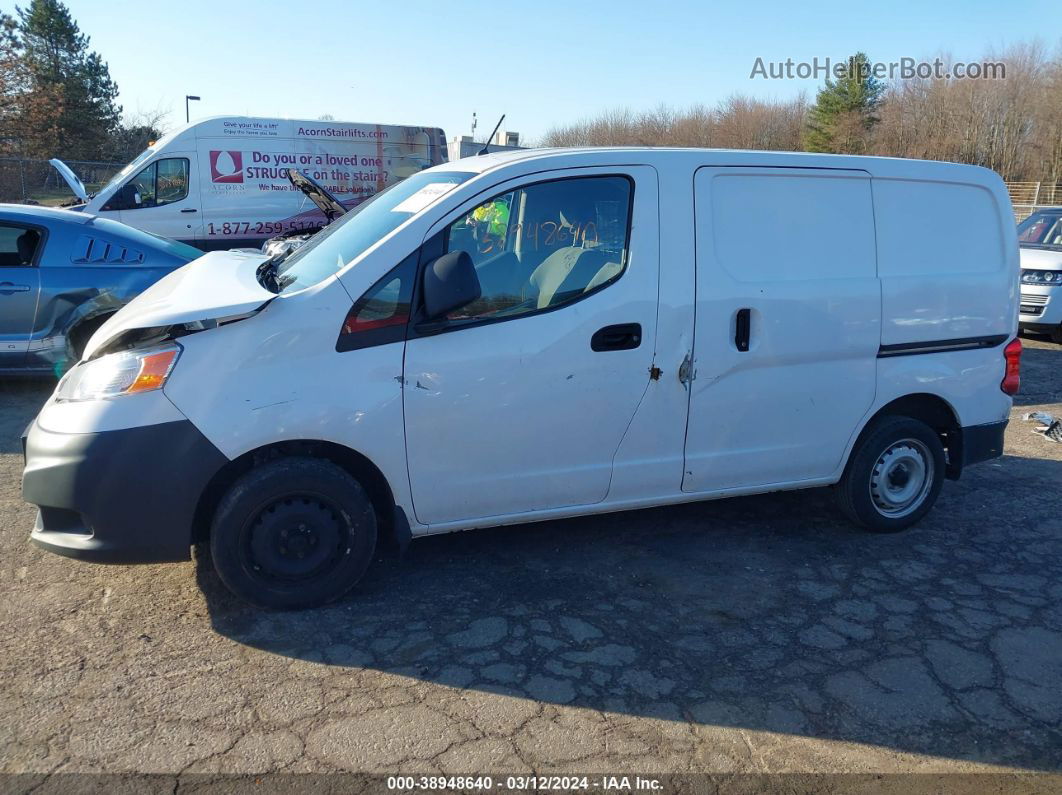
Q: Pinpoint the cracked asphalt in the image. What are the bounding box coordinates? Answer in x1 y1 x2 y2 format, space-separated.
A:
1 337 1060 779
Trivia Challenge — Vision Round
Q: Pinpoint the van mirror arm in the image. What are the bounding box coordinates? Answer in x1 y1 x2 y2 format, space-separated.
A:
413 319 449 336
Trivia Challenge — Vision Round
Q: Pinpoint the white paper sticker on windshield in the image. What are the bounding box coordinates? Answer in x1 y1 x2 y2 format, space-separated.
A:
391 183 459 214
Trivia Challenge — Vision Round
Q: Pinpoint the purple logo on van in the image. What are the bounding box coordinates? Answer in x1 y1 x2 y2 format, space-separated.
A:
209 151 243 183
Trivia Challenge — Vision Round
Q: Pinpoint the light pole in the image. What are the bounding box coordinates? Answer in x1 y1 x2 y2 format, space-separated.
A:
185 95 200 123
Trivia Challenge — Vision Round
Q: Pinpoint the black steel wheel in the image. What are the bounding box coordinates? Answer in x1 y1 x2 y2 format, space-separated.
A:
209 457 377 609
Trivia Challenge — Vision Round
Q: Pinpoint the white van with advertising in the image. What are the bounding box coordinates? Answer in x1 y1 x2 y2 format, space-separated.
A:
51 116 447 250
23 148 1020 608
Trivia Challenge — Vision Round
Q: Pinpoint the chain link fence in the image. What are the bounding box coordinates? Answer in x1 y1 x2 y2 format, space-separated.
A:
0 157 125 206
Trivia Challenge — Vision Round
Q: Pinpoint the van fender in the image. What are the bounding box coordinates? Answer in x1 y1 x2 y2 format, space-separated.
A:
190 436 420 549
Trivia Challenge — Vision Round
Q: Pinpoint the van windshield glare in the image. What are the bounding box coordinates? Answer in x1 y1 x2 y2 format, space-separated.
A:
274 171 474 294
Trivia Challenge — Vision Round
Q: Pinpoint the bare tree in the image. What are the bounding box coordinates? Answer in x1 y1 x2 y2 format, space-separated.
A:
874 42 1061 182
542 95 806 152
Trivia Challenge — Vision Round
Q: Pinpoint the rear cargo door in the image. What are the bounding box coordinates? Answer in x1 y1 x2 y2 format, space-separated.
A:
683 166 880 492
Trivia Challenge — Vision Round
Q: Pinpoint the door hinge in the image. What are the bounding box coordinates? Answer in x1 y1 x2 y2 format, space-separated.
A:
649 365 662 381
678 352 695 389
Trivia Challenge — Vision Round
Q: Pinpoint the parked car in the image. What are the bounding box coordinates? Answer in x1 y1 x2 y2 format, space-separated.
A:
1016 206 1062 343
0 204 200 375
23 148 1020 608
50 116 447 251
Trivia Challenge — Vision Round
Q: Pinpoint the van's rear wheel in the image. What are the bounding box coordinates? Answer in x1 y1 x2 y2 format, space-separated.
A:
835 416 945 533
209 457 377 609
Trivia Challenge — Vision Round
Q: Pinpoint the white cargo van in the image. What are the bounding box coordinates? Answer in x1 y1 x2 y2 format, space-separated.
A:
51 116 447 250
23 148 1021 608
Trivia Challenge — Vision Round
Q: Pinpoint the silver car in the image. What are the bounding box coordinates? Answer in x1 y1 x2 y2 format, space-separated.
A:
0 204 199 375
1017 207 1062 343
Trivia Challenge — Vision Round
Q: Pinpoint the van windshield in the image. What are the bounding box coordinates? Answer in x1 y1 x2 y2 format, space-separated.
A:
273 170 474 293
98 147 156 198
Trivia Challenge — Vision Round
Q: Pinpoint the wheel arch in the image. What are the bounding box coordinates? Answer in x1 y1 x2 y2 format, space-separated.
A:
847 393 965 480
192 439 406 548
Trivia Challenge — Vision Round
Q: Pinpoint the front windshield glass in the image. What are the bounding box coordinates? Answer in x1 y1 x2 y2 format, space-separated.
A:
98 147 156 198
1017 210 1062 249
275 170 474 293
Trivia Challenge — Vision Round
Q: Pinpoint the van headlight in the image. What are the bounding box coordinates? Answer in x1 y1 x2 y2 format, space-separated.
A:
56 345 181 402
1021 269 1062 284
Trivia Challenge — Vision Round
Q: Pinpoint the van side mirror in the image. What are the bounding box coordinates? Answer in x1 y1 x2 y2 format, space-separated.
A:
421 250 480 321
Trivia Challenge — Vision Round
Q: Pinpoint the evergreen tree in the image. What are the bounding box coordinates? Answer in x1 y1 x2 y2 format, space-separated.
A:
16 0 121 159
804 52 885 154
0 12 28 150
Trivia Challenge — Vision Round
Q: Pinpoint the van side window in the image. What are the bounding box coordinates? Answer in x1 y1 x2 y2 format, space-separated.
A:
443 176 632 323
0 223 42 266
336 252 417 352
108 158 190 210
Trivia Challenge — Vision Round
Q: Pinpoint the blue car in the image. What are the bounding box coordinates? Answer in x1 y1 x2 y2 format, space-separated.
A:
0 204 200 375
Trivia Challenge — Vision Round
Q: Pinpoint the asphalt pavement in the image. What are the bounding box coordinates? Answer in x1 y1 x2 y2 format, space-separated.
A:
1 337 1060 783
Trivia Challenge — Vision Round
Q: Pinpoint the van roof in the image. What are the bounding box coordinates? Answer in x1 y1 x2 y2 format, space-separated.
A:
162 115 445 140
447 147 1003 185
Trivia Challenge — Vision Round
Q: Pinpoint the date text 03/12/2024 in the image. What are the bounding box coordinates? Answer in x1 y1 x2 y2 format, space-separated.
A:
385 776 664 791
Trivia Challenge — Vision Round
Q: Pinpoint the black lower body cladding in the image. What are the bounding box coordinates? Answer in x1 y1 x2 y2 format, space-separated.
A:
960 420 1008 469
22 419 228 563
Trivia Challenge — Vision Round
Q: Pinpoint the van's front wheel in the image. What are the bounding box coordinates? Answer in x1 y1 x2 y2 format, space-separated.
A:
209 457 377 609
835 416 945 533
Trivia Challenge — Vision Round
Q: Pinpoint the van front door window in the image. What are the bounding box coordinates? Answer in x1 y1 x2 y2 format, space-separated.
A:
120 158 189 209
443 175 632 322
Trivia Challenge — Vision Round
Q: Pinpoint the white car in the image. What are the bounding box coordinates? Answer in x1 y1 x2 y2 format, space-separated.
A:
1017 207 1062 343
23 148 1021 608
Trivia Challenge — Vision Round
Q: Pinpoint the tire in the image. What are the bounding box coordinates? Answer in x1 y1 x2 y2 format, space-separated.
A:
1051 326 1062 345
835 416 945 533
209 457 377 609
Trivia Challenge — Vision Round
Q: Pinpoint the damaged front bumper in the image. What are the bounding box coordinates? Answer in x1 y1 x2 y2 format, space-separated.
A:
22 418 228 563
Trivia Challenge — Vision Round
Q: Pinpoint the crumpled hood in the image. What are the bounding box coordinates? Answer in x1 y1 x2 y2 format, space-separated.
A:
1020 247 1062 270
83 249 273 359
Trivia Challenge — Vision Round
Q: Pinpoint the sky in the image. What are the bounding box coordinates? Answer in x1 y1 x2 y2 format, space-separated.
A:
64 0 1059 146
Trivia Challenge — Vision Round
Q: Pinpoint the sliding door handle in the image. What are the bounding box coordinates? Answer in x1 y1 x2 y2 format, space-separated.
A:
735 308 751 352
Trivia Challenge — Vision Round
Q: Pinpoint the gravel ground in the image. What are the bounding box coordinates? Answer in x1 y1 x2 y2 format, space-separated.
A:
1 337 1060 780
